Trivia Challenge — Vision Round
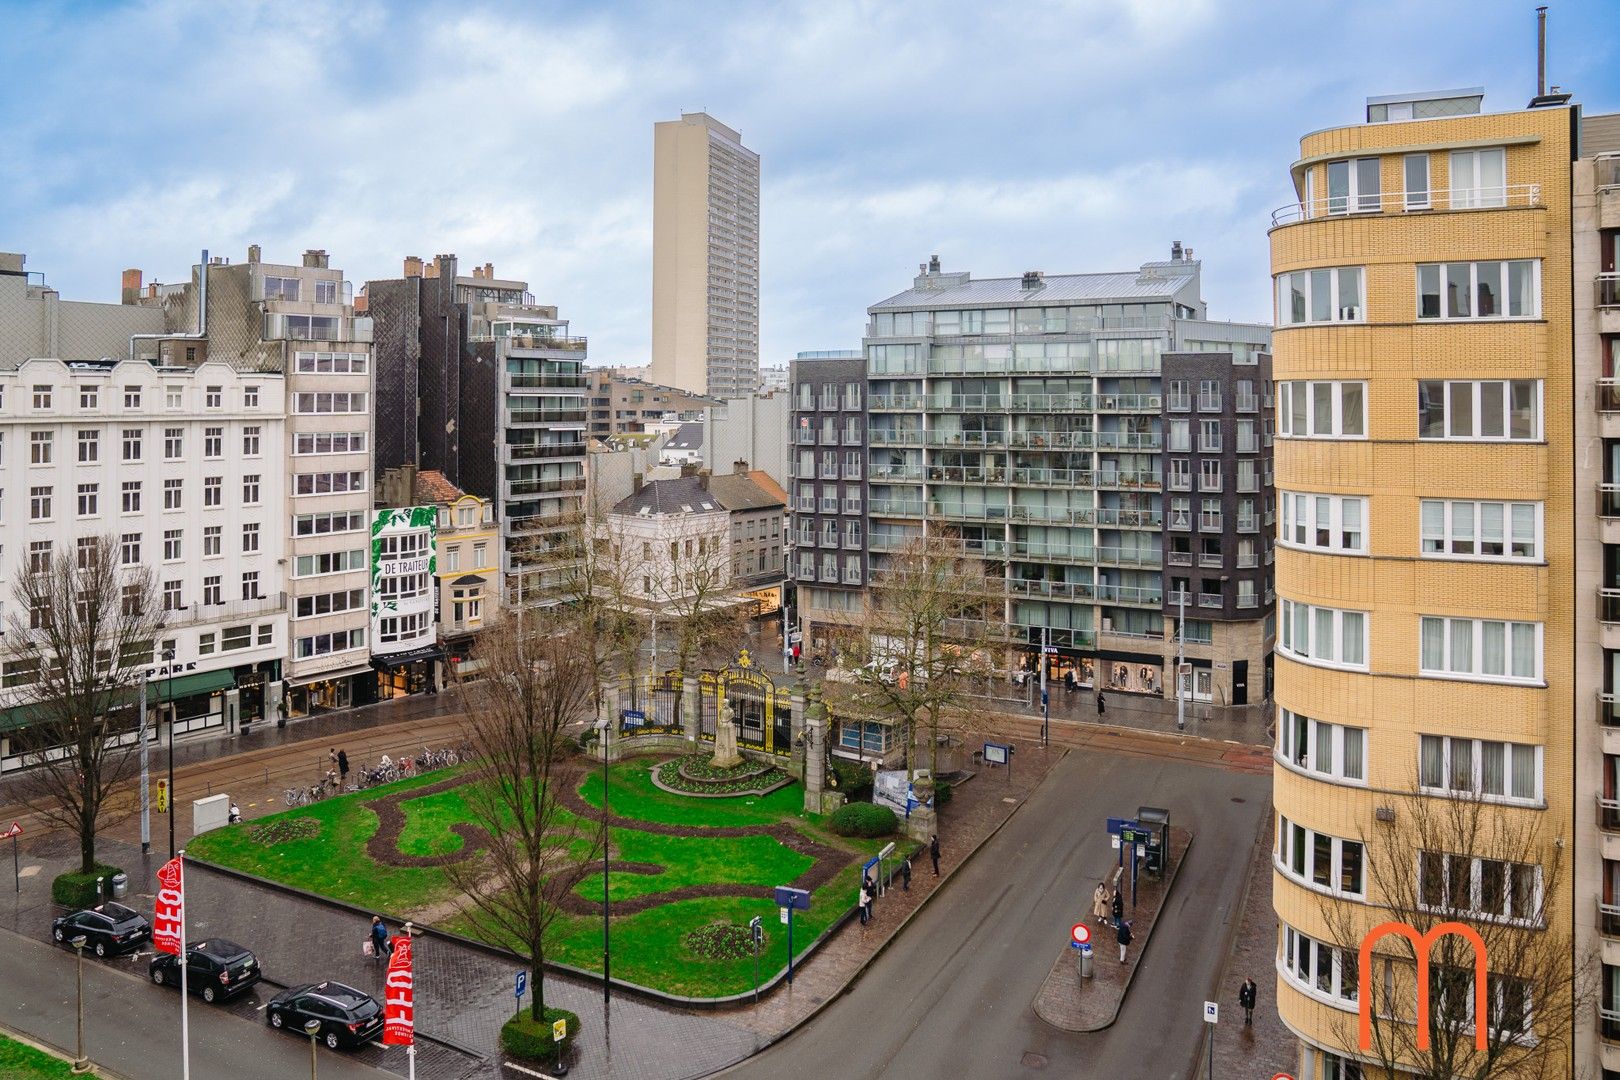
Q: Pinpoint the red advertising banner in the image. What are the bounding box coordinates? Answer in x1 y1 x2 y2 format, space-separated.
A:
153 857 184 957
383 935 414 1046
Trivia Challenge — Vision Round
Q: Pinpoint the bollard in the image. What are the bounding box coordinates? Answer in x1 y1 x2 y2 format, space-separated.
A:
1077 942 1093 980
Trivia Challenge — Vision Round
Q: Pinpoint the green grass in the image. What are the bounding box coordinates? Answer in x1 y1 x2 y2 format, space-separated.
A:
0 1032 79 1079
572 827 814 903
577 756 807 827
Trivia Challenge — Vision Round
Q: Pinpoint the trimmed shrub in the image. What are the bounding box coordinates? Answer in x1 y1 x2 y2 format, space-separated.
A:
52 864 123 908
828 802 898 838
827 759 873 802
932 781 953 808
501 1007 579 1061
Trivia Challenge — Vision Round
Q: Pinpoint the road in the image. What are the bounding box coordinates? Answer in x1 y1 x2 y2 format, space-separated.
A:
0 930 399 1080
716 748 1270 1079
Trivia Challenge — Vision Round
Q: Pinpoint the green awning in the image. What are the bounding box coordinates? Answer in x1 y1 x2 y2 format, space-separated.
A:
0 669 236 733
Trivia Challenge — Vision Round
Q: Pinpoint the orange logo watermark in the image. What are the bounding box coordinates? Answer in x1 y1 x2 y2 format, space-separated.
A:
1357 920 1488 1052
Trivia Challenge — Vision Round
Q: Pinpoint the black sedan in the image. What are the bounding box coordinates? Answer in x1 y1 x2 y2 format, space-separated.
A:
149 938 261 1003
266 982 384 1049
51 902 151 957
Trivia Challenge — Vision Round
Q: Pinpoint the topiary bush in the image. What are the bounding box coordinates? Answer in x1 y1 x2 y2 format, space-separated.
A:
501 1007 579 1061
828 759 874 801
932 781 953 808
52 864 123 908
828 802 898 838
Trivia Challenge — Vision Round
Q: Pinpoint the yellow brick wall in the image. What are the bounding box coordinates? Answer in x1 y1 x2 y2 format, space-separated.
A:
1268 104 1576 1071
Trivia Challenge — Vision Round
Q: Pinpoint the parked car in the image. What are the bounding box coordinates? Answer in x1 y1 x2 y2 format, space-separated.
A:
266 982 384 1049
149 938 261 1003
51 902 151 958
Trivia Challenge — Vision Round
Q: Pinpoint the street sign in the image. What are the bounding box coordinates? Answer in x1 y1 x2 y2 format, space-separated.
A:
779 906 789 924
983 742 1010 765
515 970 527 1000
1042 645 1059 655
773 885 811 911
1 822 20 839
1203 1000 1219 1024
552 1017 567 1043
1070 923 1090 945
621 709 646 728
877 842 895 861
749 916 763 946
789 631 803 644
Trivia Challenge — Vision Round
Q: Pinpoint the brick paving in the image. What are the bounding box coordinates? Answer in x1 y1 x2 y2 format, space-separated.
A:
1207 806 1296 1080
1032 827 1191 1031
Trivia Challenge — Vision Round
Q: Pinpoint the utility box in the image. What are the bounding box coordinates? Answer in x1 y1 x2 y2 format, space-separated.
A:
193 793 230 835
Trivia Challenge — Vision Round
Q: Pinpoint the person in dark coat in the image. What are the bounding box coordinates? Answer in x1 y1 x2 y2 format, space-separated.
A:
370 916 392 961
901 856 912 891
337 749 350 785
1239 977 1258 1026
1096 691 1106 717
1111 889 1124 928
1116 919 1132 963
929 834 941 876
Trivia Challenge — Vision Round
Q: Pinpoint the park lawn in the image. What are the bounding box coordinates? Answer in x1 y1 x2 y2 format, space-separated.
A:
186 767 468 914
0 1032 78 1079
572 827 815 903
577 757 805 827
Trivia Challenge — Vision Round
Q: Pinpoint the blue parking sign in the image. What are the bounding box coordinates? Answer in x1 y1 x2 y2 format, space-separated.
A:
515 970 527 999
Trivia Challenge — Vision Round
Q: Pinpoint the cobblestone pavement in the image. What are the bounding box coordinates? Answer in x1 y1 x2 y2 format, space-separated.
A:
1033 827 1192 1031
1206 806 1296 1079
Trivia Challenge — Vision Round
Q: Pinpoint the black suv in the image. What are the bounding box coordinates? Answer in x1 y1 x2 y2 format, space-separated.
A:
149 939 261 1003
51 903 151 957
267 982 384 1049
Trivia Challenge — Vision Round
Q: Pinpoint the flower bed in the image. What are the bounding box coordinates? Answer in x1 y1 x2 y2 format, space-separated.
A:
248 817 320 846
657 756 792 796
685 921 763 961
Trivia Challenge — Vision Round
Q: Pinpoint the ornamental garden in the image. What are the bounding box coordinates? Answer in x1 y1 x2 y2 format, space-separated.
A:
185 754 894 999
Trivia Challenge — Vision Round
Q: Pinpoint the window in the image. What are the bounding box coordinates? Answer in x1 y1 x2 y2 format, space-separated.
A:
1198 459 1222 492
197 632 216 656
1280 923 1359 1004
162 580 182 611
1325 156 1381 214
292 391 368 414
379 612 432 644
1167 419 1190 452
315 279 337 304
257 624 273 646
1419 734 1541 803
292 510 365 536
242 426 260 455
163 478 182 510
32 385 51 410
295 629 366 659
1279 492 1367 554
244 386 259 408
1277 710 1366 782
221 625 252 652
203 526 221 557
294 589 366 619
1277 815 1365 897
163 530 182 560
120 481 141 513
165 386 182 410
163 428 183 459
1278 381 1366 438
76 483 98 517
293 432 367 455
123 386 141 409
202 576 222 605
29 486 52 521
1275 267 1365 325
121 428 141 461
241 571 261 600
1450 148 1507 209
263 275 300 301
1421 500 1540 561
1418 260 1538 319
1420 616 1540 683
242 474 260 504
27 540 52 574
242 522 260 553
294 549 366 577
29 430 53 464
77 430 98 462
205 386 222 409
1279 600 1368 670
1322 1052 1364 1080
203 427 222 458
1419 850 1540 923
293 351 367 374
120 533 141 565
1405 153 1431 208
473 542 487 565
1418 380 1539 440
1198 419 1221 452
203 477 221 508
445 547 461 572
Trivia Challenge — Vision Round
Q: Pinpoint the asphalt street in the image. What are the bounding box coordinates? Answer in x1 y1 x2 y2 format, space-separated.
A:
0 930 400 1080
715 748 1271 1080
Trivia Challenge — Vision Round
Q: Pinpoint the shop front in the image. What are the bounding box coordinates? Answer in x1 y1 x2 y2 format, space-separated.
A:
1097 650 1166 697
284 670 377 719
159 668 237 737
373 644 445 700
232 661 280 728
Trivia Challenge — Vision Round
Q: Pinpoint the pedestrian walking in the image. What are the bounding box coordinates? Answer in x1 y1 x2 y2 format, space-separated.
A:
1239 976 1258 1026
901 857 912 891
1111 889 1124 928
859 883 872 925
337 749 350 785
1096 691 1106 717
329 748 338 770
1116 919 1132 964
929 834 941 876
370 916 392 961
1092 880 1110 923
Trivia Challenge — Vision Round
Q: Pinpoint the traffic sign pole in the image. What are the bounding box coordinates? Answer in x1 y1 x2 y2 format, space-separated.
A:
6 822 22 892
1203 1001 1218 1080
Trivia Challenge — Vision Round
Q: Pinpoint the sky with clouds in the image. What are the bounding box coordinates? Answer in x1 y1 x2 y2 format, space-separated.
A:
2 0 1617 367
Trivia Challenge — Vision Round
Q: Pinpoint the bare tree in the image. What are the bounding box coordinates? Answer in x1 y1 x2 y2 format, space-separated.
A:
1314 784 1587 1080
0 536 164 874
448 609 602 1023
647 513 750 675
840 532 1001 782
565 508 651 708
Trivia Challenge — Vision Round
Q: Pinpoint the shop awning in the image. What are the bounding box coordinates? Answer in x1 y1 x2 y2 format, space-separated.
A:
0 668 235 733
371 645 446 671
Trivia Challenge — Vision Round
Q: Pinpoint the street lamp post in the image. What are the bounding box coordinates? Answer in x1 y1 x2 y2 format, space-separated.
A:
595 716 610 1006
163 650 176 859
70 935 89 1074
305 1018 321 1080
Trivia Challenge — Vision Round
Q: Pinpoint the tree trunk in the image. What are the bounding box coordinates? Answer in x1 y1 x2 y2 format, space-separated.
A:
79 814 96 875
530 954 544 1022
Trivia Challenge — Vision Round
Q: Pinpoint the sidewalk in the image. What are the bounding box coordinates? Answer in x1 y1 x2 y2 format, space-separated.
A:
1207 806 1295 1079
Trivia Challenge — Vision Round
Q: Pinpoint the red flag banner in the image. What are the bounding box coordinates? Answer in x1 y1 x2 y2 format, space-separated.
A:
382 935 414 1046
153 857 184 957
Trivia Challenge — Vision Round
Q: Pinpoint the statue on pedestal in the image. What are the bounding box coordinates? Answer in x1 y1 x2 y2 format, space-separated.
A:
711 693 744 769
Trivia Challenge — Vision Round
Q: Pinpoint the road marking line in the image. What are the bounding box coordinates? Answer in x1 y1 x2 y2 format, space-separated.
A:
503 1062 559 1079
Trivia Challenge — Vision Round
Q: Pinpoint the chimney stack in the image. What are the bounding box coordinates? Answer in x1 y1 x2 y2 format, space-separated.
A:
928 254 941 273
697 469 711 490
484 262 494 279
632 473 644 494
1171 240 1183 261
1021 270 1044 289
403 256 423 278
302 249 329 269
734 459 749 474
121 268 143 305
247 244 261 264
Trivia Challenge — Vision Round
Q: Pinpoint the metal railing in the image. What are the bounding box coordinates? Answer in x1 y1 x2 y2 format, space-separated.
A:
1198 592 1224 609
1166 393 1191 412
1600 1005 1620 1042
1009 578 1095 601
869 430 922 445
1095 471 1161 490
870 464 922 481
928 430 1011 448
1011 466 1092 486
928 394 1010 411
506 442 584 460
1197 393 1222 412
1270 183 1543 226
1600 900 1620 938
1237 552 1259 568
1602 589 1620 624
1598 153 1620 191
1600 692 1620 727
1096 431 1163 451
1599 796 1620 832
1200 512 1224 530
1600 484 1620 518
1199 552 1224 568
1600 273 1620 309
1167 550 1192 567
1236 394 1260 413
1095 583 1163 605
1598 379 1620 413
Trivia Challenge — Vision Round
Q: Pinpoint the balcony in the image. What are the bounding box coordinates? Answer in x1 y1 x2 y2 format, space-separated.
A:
1094 393 1162 412
928 429 1010 449
1096 431 1162 451
1601 273 1620 309
1095 507 1163 528
843 533 862 551
1168 513 1191 532
1009 578 1096 602
1197 393 1222 413
1601 900 1620 938
1601 796 1620 832
1597 379 1620 413
1269 183 1543 227
1007 430 1091 450
1166 393 1191 412
1237 436 1260 453
1198 552 1224 568
1237 515 1259 533
842 464 862 479
1096 471 1161 491
1602 589 1620 624
869 430 922 446
506 335 588 353
1236 593 1260 609
1236 393 1260 413
1199 511 1224 531
1011 393 1092 412
508 409 587 425
1167 550 1193 567
843 430 864 446
928 393 1010 411
818 465 839 479
868 394 924 411
1096 583 1163 605
1602 485 1620 519
928 464 1004 484
1600 693 1620 727
870 464 923 482
1602 1005 1620 1042
1168 475 1192 491
1236 551 1259 568
1199 436 1223 453
1011 466 1092 486
505 442 584 461
1198 592 1223 609
506 373 588 390
869 499 925 518
1094 546 1162 570
507 476 585 496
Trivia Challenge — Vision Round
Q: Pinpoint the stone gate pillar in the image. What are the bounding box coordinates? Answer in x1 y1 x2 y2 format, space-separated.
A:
803 686 829 814
681 672 701 745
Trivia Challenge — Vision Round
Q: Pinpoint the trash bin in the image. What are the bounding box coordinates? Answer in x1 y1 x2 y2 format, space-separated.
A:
111 873 129 899
1077 942 1093 979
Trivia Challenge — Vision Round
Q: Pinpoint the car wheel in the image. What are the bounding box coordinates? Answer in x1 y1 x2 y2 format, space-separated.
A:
202 985 216 1004
151 967 166 985
52 927 64 943
93 941 107 958
324 1031 340 1050
269 1011 283 1029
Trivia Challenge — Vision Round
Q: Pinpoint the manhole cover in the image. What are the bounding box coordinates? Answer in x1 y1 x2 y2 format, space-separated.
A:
1021 1051 1049 1068
1231 796 1246 803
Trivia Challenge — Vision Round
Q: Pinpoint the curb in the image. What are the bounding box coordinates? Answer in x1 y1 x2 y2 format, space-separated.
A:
1030 829 1196 1033
1188 803 1275 1080
702 747 1068 1076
